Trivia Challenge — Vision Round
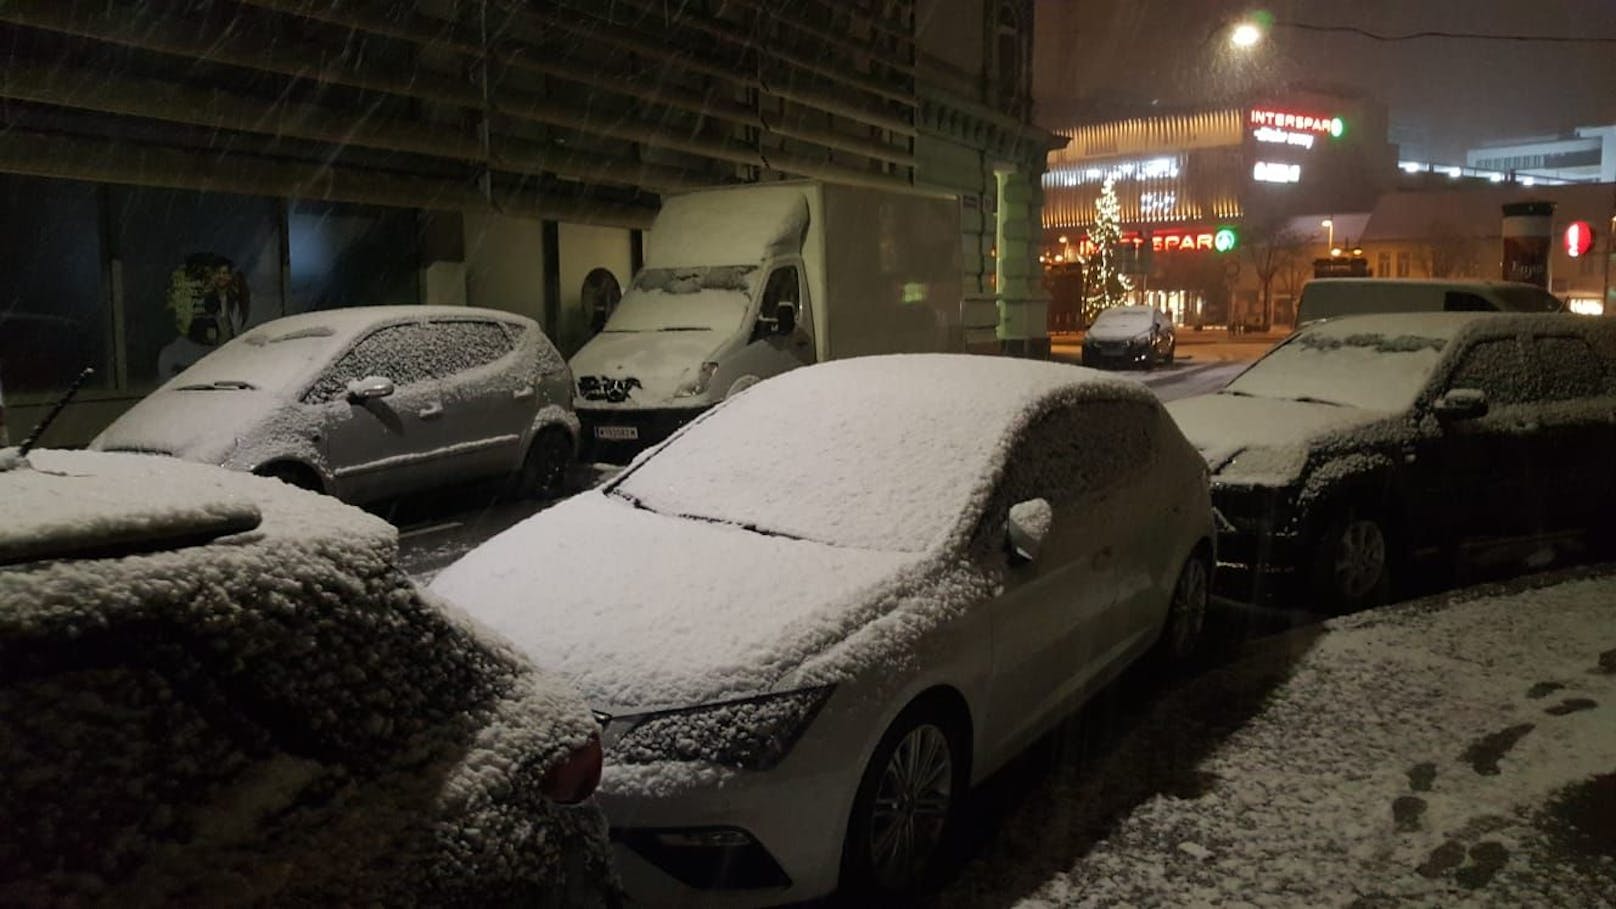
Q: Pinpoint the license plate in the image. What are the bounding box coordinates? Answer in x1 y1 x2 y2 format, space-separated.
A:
595 425 639 441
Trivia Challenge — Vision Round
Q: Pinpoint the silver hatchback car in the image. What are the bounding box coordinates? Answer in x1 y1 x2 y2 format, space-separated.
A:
93 306 578 503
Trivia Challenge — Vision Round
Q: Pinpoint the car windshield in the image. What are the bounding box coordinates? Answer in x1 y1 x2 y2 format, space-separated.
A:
603 266 757 333
1223 323 1451 412
163 324 344 394
1090 308 1155 334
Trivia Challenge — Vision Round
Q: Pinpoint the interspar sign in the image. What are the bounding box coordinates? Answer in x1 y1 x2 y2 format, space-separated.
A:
1249 108 1344 138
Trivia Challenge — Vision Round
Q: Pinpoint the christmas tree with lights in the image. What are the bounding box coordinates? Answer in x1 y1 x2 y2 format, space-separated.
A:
1083 176 1133 320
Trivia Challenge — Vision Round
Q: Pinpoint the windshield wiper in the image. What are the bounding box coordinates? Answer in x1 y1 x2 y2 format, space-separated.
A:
1219 389 1256 397
175 380 257 391
1286 395 1345 407
608 488 815 543
657 326 709 332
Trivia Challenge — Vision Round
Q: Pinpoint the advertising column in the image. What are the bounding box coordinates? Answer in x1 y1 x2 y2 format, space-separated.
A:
1501 200 1554 288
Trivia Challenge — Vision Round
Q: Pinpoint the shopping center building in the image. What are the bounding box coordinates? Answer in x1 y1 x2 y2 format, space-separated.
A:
1040 89 1398 328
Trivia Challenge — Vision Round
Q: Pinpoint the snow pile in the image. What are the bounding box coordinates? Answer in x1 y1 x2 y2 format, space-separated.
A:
0 451 611 905
644 186 810 268
941 570 1616 907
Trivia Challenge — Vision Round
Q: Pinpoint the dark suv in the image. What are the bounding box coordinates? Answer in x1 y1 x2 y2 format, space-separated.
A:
0 450 614 905
1167 313 1616 612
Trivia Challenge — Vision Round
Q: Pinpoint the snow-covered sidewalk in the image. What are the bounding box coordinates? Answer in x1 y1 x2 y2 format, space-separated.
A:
941 570 1616 908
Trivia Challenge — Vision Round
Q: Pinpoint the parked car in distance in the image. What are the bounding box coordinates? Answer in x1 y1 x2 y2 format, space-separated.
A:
1294 278 1563 328
1082 305 1176 370
0 449 612 905
1167 312 1616 613
430 354 1214 905
91 306 578 504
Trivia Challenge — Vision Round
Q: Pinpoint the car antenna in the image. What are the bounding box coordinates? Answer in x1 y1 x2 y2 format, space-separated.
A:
17 368 94 457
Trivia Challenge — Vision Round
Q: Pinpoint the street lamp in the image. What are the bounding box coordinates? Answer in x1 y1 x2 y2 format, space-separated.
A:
1321 218 1335 249
1230 21 1264 49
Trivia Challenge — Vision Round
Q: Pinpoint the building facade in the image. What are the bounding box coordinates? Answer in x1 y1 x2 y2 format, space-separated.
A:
1465 125 1616 185
0 0 1059 445
1040 89 1396 329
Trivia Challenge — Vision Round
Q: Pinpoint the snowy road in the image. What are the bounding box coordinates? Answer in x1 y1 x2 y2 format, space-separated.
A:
393 361 1245 582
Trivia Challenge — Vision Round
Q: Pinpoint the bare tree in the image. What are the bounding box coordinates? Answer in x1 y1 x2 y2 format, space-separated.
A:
1241 218 1310 331
1422 220 1481 279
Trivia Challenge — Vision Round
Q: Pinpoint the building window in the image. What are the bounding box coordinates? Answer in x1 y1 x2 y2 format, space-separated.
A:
1377 252 1391 277
1396 251 1411 277
288 202 421 314
994 1 1025 108
0 175 110 397
108 187 284 388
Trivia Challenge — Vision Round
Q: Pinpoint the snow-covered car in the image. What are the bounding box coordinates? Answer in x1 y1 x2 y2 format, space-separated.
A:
91 306 579 504
430 354 1214 905
0 449 612 905
1082 305 1176 370
1167 312 1616 612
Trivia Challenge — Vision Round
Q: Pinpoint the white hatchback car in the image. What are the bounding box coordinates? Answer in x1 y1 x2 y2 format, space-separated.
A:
430 354 1214 905
92 306 578 503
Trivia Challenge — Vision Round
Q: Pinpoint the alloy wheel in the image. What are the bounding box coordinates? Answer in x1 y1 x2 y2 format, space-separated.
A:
1167 556 1209 658
868 723 953 892
1334 519 1387 600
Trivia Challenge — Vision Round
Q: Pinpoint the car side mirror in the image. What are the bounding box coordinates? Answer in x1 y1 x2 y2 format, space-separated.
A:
346 375 396 402
1006 498 1053 566
1433 387 1488 421
774 301 797 335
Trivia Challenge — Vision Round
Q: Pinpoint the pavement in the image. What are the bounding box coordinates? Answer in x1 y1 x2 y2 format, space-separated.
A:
935 565 1616 908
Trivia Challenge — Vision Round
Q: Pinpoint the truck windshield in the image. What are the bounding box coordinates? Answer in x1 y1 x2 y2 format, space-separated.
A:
604 266 759 333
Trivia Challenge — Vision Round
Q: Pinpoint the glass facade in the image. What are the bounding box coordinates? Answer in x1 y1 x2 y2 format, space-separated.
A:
0 175 422 406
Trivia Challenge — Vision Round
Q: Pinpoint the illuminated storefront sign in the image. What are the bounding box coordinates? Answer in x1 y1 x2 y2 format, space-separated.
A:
1249 109 1345 138
1566 221 1594 258
1252 161 1302 184
1048 155 1183 187
1253 126 1316 149
1075 227 1239 256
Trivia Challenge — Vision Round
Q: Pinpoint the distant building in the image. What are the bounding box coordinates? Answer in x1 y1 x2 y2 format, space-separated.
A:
1465 126 1616 184
1041 89 1398 328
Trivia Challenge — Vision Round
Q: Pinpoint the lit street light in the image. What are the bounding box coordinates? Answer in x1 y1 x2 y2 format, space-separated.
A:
1230 22 1264 49
1322 218 1335 249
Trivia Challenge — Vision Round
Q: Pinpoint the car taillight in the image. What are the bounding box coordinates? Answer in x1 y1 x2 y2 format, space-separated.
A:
542 734 603 804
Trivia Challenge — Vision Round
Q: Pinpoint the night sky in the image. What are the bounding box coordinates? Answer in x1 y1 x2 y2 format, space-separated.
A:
1034 0 1616 162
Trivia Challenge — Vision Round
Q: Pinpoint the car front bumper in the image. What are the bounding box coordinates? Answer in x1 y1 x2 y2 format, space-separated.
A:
1082 345 1153 368
598 753 858 906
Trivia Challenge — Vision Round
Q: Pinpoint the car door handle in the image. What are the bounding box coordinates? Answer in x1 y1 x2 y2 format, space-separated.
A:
418 402 444 419
513 385 535 400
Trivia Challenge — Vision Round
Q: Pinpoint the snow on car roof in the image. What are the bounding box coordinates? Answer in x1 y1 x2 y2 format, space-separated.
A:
235 305 534 345
613 353 1153 553
0 449 391 570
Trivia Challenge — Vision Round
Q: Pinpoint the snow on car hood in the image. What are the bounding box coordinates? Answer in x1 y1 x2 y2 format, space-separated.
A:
92 387 287 464
1086 310 1155 341
1166 393 1387 485
568 328 727 407
430 491 925 711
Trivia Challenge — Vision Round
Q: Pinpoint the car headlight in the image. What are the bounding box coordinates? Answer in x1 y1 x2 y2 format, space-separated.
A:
603 686 835 771
674 361 720 398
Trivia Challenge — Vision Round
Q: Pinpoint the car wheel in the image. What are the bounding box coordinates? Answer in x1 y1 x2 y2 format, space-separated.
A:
841 701 967 901
1309 509 1392 613
1154 549 1210 666
516 427 572 500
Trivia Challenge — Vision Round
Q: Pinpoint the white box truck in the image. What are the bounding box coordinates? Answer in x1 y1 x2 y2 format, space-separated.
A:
570 180 964 462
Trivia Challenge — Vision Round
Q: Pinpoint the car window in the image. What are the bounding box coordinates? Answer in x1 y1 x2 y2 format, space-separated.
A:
1532 335 1610 401
1443 292 1495 312
303 322 436 404
427 320 517 378
977 400 1156 557
761 265 800 312
1443 337 1534 406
